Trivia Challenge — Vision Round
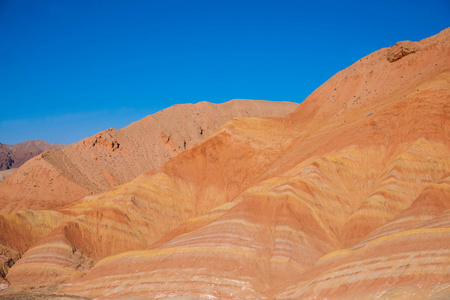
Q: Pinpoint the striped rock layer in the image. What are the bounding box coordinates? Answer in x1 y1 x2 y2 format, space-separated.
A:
1 28 450 299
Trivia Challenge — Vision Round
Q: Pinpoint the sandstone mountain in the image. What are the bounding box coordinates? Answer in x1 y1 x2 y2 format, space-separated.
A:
0 140 67 171
1 28 449 299
0 100 298 214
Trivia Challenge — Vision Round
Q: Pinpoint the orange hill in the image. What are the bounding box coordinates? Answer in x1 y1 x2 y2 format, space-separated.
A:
0 100 297 214
0 28 449 299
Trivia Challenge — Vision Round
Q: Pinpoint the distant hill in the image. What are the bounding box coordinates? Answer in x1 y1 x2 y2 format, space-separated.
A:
0 100 298 213
0 140 67 171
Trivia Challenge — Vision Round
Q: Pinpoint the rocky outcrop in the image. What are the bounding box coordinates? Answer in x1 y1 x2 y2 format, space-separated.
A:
87 129 120 151
387 40 420 62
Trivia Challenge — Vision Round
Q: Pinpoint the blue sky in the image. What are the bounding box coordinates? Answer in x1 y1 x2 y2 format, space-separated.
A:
0 0 449 145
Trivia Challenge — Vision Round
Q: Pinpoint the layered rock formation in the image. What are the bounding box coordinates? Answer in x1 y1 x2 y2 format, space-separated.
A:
0 100 298 214
1 28 449 299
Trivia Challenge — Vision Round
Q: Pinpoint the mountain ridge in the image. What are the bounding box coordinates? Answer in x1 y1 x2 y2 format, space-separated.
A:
0 139 67 171
0 100 298 214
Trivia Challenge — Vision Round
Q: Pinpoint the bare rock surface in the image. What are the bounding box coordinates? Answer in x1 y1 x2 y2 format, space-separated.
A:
387 40 420 62
0 100 298 214
1 28 450 299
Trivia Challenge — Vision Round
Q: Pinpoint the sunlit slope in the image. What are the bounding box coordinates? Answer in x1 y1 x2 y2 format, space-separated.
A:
277 174 450 299
62 138 450 298
1 28 449 299
0 100 298 214
4 114 299 286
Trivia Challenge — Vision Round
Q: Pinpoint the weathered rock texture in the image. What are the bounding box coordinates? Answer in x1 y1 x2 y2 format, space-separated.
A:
387 40 421 62
0 100 298 214
1 28 450 299
0 140 67 171
0 169 15 183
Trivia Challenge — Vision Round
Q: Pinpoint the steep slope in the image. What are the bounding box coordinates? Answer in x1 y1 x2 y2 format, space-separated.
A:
0 140 67 171
276 174 450 299
0 100 298 214
0 28 449 299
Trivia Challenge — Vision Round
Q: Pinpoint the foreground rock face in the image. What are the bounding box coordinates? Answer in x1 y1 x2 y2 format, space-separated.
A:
0 100 298 214
1 28 450 299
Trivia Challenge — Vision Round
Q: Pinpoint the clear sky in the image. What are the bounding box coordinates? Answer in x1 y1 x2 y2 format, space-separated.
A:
1 0 449 145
